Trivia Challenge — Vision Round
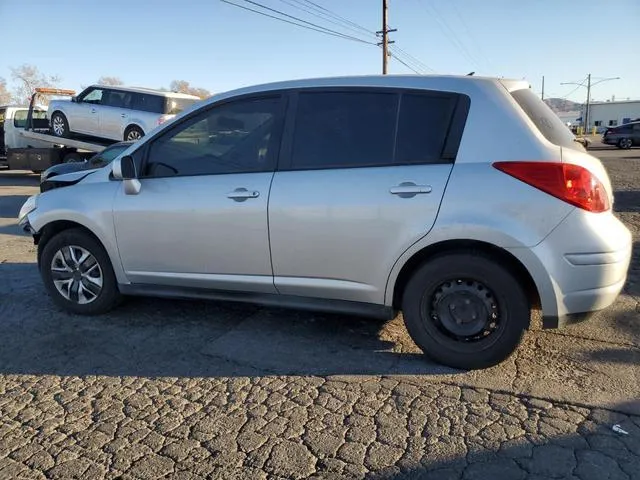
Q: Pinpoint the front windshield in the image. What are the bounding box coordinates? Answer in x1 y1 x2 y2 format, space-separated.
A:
89 144 130 166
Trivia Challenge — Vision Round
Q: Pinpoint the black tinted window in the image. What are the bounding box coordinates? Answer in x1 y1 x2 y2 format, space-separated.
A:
144 97 282 177
396 94 457 164
103 90 132 109
511 88 580 149
132 93 165 113
291 92 397 169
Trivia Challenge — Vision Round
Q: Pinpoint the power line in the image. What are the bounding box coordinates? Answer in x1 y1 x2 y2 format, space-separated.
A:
388 49 422 74
222 0 436 75
240 0 376 44
415 0 481 69
297 0 377 36
392 45 435 73
275 0 379 39
450 1 493 71
220 0 376 45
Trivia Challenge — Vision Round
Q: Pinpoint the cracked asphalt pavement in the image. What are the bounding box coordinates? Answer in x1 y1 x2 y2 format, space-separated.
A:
0 146 638 479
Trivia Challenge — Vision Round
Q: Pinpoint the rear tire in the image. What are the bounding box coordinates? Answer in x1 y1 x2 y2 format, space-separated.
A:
401 253 530 370
124 125 144 141
618 138 633 149
50 112 70 138
39 228 122 315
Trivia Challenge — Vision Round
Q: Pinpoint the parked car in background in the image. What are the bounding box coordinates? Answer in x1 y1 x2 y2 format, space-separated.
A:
40 141 133 186
19 75 631 370
47 85 200 142
602 121 640 149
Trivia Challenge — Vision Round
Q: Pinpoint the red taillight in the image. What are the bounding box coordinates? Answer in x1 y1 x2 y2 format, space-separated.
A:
493 161 610 213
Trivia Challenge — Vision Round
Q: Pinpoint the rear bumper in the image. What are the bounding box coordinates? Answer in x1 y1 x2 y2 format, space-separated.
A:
508 208 632 328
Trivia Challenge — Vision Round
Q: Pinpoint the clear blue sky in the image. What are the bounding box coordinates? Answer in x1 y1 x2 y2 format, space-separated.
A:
1 0 638 103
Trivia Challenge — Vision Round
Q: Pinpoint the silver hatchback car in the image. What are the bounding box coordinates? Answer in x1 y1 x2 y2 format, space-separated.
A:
19 75 632 369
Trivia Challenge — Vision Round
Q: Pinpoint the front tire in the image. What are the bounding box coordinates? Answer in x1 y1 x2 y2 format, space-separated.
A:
618 138 633 149
124 125 144 141
40 228 122 315
401 253 530 370
50 112 70 138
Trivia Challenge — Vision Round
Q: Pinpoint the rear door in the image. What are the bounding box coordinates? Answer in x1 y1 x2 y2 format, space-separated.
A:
268 88 469 304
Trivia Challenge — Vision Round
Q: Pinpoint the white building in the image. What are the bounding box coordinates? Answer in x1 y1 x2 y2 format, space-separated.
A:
581 100 640 130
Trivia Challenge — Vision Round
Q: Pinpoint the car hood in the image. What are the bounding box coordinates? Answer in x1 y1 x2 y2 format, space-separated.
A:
40 168 101 193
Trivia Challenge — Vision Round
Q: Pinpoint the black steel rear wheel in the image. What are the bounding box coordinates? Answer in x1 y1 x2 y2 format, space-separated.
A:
402 252 530 369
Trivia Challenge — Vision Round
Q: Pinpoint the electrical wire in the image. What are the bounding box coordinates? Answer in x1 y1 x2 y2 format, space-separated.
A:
223 0 435 74
297 0 377 36
220 0 376 45
240 0 377 44
450 1 493 71
275 0 379 38
416 0 482 69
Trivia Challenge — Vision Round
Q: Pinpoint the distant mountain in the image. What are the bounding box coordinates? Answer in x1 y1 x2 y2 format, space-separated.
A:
544 98 582 113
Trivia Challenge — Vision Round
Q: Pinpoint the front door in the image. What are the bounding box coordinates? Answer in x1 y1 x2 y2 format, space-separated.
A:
74 87 103 135
113 95 285 293
99 89 132 141
269 89 467 305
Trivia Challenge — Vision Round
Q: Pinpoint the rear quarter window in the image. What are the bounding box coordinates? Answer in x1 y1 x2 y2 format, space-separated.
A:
131 93 165 114
511 88 580 150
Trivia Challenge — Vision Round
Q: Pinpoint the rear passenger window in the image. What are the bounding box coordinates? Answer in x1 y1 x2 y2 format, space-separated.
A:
291 92 397 169
132 93 165 113
396 94 457 164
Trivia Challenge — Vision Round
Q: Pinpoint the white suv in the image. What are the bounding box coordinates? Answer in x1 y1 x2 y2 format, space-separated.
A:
47 85 200 142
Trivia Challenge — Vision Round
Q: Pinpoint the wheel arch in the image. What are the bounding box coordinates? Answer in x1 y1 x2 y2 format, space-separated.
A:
389 239 541 316
123 123 145 140
37 220 106 269
50 110 69 130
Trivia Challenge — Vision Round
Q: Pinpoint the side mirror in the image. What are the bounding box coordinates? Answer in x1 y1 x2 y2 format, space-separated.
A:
112 155 141 195
120 155 137 179
71 96 78 103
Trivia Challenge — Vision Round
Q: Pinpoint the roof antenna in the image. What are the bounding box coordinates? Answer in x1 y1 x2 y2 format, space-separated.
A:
467 71 475 76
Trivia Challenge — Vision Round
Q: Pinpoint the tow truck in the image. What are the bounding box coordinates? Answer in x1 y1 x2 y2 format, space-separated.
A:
0 88 113 172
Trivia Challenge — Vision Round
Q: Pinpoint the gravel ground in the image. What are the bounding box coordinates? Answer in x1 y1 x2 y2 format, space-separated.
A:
0 146 638 479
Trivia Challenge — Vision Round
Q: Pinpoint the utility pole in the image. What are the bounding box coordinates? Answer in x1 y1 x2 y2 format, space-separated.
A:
541 76 545 100
560 74 619 134
377 0 396 75
584 74 591 133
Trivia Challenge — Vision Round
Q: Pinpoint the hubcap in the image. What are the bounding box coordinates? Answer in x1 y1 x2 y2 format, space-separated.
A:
50 246 103 304
127 129 142 140
622 138 632 148
428 279 499 341
52 116 65 136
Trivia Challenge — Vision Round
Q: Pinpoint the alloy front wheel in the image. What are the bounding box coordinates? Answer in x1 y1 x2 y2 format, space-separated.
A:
40 228 122 315
51 246 103 304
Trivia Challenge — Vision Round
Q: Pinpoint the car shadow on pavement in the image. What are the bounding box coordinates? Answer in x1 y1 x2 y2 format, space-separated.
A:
373 404 640 480
0 262 457 379
0 195 30 220
0 170 39 187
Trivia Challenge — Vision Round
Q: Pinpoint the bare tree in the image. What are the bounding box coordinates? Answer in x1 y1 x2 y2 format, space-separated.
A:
0 77 12 105
10 64 60 105
169 80 211 99
97 76 124 86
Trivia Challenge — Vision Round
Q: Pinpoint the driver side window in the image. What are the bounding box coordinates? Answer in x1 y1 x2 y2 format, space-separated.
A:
144 96 283 178
81 88 104 105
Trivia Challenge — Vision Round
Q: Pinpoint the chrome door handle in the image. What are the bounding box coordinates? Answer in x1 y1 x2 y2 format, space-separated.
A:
227 188 260 202
120 113 126 118
390 182 432 198
91 108 97 113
